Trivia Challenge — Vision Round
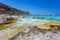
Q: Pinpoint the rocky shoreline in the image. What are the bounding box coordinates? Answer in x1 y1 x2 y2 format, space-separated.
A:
11 26 60 40
0 18 60 40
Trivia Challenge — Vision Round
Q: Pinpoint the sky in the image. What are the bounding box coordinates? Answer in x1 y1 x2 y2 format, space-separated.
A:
0 0 60 15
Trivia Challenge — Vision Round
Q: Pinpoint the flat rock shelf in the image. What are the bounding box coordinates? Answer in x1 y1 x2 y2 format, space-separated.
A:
11 27 60 40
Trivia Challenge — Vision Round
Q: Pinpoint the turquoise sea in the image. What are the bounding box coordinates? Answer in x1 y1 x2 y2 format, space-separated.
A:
12 15 60 21
12 15 60 27
22 16 60 19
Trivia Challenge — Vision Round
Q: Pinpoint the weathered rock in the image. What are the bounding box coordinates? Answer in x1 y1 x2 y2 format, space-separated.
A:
11 27 60 40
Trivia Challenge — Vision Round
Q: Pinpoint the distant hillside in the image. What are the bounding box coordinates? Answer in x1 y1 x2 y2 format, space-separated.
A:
0 3 30 15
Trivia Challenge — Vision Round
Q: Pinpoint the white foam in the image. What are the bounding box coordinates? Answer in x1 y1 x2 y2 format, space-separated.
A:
13 18 50 27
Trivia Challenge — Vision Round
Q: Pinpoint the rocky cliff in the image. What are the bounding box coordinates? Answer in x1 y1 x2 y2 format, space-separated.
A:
0 3 30 15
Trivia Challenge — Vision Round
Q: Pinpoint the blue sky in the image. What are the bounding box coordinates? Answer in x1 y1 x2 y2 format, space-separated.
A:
0 0 60 15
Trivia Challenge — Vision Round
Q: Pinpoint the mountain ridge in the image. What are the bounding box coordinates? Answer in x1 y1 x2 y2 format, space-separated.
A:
0 3 30 15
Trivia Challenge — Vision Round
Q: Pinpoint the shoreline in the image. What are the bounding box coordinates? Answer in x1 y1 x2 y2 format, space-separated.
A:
0 17 60 40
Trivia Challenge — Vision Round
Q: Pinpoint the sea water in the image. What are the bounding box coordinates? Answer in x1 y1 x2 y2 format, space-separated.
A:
12 15 60 20
12 15 60 27
22 16 60 20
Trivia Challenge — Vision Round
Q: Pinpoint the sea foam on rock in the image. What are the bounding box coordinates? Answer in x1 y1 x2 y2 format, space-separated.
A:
10 18 60 40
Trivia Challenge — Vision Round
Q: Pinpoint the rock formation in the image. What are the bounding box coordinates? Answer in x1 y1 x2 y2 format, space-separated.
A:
0 3 30 15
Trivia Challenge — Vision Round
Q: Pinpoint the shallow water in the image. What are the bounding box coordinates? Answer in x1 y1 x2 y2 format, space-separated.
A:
12 15 60 20
11 15 60 27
